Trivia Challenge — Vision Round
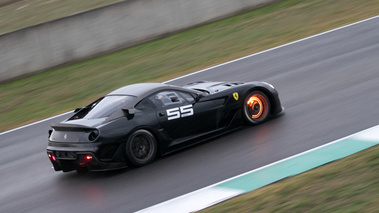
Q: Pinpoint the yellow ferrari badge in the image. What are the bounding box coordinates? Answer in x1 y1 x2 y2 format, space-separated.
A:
233 92 239 101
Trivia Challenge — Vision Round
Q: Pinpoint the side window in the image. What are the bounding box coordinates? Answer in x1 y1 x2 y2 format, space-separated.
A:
135 99 154 110
178 91 195 103
149 91 185 108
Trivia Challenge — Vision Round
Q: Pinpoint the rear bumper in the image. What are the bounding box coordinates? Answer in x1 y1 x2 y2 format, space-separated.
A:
47 141 127 172
47 150 127 172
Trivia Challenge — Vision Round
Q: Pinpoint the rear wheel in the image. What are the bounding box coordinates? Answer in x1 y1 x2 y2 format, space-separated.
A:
126 130 157 167
242 91 271 125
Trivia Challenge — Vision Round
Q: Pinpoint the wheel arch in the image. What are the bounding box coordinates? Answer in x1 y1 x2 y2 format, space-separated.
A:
244 86 277 116
126 126 165 157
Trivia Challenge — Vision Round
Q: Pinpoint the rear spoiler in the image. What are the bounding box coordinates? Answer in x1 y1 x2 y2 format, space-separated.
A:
51 123 95 131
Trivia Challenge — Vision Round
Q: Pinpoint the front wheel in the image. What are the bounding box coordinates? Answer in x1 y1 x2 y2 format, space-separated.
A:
126 130 157 167
242 91 271 125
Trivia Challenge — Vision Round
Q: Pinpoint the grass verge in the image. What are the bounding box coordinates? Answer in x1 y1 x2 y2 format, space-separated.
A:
1 0 379 132
0 0 122 34
199 145 379 212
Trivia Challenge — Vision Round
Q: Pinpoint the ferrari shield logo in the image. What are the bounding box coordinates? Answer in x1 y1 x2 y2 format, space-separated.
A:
233 92 239 101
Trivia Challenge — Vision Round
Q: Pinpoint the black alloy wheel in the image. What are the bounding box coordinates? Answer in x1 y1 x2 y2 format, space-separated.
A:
126 129 157 167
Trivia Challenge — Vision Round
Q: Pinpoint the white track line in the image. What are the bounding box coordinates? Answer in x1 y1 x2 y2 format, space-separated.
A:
137 124 379 213
2 15 379 136
164 15 379 84
0 111 72 136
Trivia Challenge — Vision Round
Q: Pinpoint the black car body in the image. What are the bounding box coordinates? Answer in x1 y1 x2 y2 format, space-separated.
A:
47 81 283 172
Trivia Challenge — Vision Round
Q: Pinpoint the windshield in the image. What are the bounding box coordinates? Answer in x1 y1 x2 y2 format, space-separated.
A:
72 96 135 120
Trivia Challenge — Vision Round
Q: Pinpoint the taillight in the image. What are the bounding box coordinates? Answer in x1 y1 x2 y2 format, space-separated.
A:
48 153 56 161
88 130 99 141
78 154 92 166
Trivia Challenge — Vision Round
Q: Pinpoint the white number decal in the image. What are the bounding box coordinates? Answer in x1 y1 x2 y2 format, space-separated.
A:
166 105 194 120
180 105 194 117
167 107 180 120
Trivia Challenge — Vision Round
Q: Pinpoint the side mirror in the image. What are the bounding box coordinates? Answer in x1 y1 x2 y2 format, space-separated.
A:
122 108 136 120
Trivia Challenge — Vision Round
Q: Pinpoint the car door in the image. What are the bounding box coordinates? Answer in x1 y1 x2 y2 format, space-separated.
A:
149 90 218 141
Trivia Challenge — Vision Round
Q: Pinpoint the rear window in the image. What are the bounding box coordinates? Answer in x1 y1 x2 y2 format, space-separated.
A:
71 96 135 120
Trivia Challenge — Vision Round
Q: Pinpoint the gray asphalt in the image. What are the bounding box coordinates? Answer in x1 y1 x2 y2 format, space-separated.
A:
1 16 379 213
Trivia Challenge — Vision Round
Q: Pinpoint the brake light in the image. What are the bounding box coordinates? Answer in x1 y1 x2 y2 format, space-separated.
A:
48 153 56 161
85 155 92 160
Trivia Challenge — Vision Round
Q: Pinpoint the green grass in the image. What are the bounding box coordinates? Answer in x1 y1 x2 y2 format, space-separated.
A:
1 0 379 132
199 145 379 213
0 0 122 34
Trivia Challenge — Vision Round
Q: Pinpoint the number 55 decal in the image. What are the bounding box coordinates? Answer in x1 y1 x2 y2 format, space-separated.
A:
167 105 194 120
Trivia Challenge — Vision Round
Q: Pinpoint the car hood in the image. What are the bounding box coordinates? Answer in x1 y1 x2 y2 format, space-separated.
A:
183 81 244 94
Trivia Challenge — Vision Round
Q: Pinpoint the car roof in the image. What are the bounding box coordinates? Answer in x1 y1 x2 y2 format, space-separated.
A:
107 83 176 97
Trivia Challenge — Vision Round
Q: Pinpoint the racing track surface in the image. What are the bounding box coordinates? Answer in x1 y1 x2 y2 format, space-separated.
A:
1 16 379 213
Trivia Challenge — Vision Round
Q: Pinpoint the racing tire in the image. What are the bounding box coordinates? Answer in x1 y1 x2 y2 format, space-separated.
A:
126 130 157 167
242 90 271 125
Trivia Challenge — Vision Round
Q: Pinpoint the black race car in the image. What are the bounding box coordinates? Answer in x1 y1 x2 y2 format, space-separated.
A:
47 81 283 172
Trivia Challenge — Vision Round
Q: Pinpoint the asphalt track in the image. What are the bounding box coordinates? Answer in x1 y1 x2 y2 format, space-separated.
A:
1 16 379 213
